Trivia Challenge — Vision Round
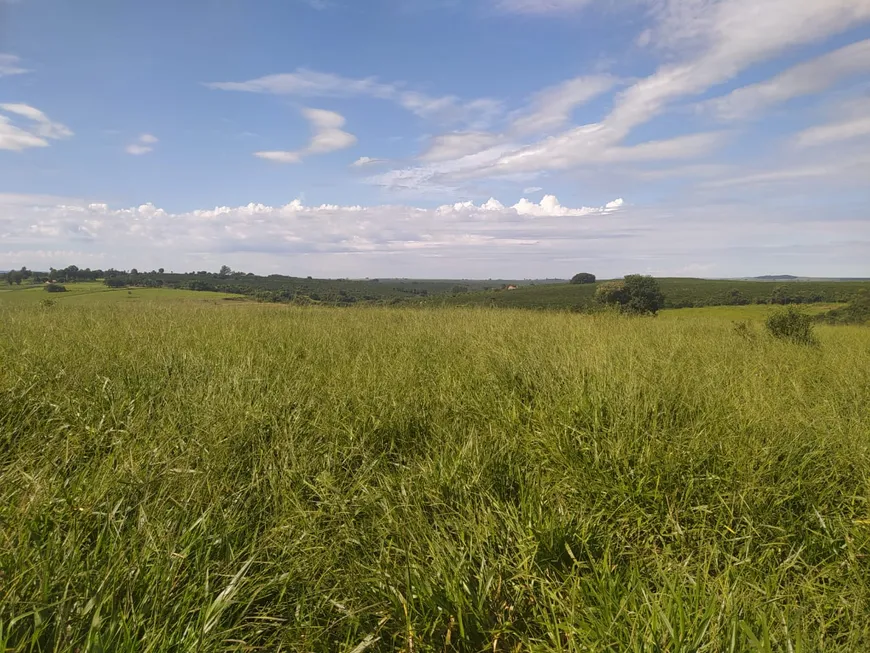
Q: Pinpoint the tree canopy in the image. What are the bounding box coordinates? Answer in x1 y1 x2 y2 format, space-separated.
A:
570 272 596 285
595 275 665 315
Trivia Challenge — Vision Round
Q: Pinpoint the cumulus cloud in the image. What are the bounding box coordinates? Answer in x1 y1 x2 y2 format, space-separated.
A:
255 108 356 164
0 104 72 151
1 193 624 270
4 192 866 279
0 54 29 77
207 68 502 128
126 133 159 155
706 39 870 121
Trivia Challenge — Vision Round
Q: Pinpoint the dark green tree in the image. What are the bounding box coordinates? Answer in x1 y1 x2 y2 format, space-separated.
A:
595 275 665 315
622 275 665 314
595 281 628 306
570 272 596 285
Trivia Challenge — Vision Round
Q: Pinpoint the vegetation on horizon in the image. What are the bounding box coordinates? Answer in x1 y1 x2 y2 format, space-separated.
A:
5 265 870 313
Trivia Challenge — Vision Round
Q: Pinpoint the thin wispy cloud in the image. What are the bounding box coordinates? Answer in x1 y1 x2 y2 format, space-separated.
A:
0 53 29 77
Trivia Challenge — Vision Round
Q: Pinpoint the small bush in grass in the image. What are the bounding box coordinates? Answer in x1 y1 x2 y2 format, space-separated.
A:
766 306 818 345
732 320 756 341
39 298 57 308
44 283 67 293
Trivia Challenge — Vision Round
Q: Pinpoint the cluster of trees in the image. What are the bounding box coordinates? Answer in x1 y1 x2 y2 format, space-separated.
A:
4 267 34 285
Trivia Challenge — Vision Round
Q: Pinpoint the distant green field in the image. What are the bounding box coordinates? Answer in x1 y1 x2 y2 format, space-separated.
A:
434 278 870 311
0 282 243 305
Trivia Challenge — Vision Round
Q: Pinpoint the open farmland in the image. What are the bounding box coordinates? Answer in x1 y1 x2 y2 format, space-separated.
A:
2 301 869 651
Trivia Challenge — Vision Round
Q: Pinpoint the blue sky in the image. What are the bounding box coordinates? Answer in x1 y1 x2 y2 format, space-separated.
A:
1 0 869 278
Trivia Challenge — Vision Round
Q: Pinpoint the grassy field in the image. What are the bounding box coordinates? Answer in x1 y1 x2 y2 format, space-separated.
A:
0 282 243 306
1 301 869 651
657 303 844 322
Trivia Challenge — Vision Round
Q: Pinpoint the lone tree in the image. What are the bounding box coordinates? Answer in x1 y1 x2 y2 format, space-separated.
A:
570 272 596 285
595 274 665 315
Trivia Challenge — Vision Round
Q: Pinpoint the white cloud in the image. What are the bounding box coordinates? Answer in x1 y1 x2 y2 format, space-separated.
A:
376 0 870 191
304 108 357 153
4 193 867 279
704 150 870 188
255 108 356 164
795 115 870 149
494 0 594 14
523 186 543 194
0 54 29 77
1 194 622 263
254 151 302 163
207 69 395 99
125 133 159 155
421 132 505 162
0 104 72 151
352 156 383 167
208 68 502 128
706 39 870 121
511 194 624 216
377 128 723 193
510 75 618 135
614 0 870 132
0 115 48 151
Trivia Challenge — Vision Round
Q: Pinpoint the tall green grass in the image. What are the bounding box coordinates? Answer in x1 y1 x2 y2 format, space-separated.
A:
1 303 869 651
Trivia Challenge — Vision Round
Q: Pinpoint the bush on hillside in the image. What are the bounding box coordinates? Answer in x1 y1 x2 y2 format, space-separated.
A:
818 290 870 325
44 283 67 293
766 307 818 345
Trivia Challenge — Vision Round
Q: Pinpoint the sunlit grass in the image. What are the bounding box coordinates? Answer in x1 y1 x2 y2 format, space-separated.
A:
1 302 869 651
0 282 241 306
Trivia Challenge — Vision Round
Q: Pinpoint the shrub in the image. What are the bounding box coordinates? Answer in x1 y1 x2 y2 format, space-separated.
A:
570 272 596 285
766 307 818 345
44 283 67 293
732 320 756 341
39 298 57 308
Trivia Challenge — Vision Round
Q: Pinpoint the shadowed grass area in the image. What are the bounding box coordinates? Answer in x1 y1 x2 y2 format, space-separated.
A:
1 303 869 651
